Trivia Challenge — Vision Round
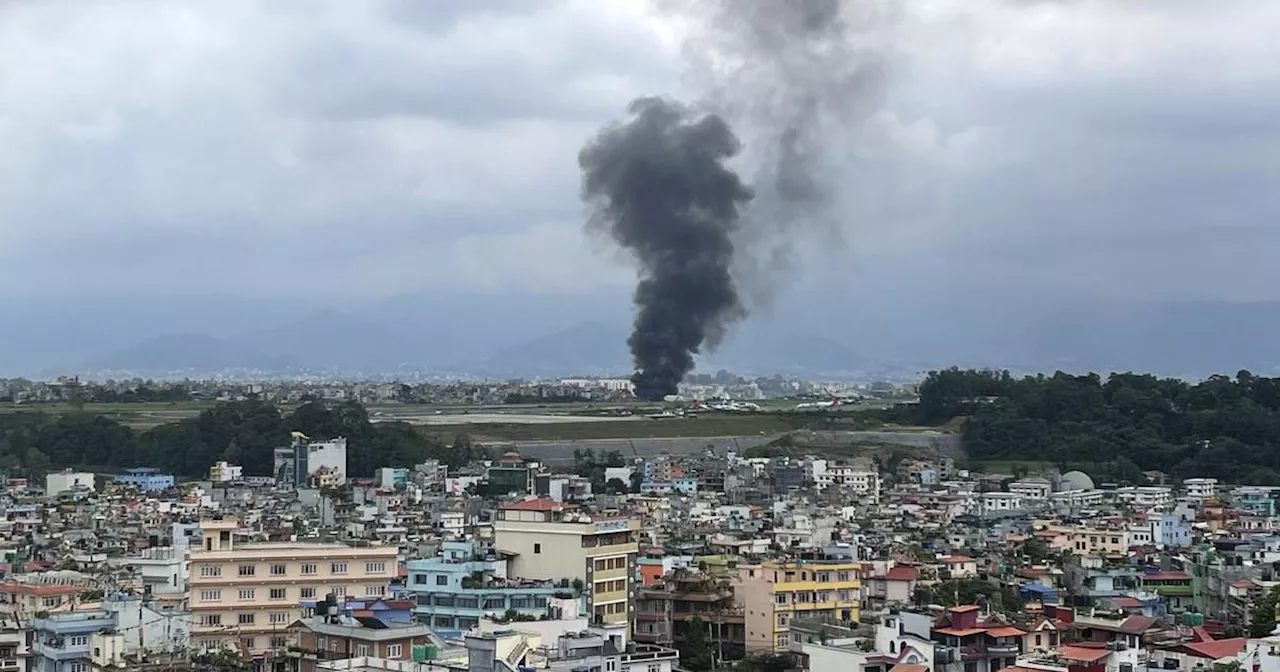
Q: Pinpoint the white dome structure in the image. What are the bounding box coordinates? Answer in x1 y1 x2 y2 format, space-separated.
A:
1058 470 1096 492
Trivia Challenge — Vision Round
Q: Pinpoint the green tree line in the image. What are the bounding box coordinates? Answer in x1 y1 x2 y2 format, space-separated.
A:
899 367 1280 483
0 400 484 478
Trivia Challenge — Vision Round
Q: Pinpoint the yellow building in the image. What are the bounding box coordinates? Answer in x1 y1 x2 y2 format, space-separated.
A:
492 499 639 630
733 560 862 652
188 518 398 657
1040 523 1129 556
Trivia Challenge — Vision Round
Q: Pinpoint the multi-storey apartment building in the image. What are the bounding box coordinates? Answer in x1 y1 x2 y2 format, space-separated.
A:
493 499 640 631
634 569 746 663
405 540 572 631
188 518 397 658
733 559 862 652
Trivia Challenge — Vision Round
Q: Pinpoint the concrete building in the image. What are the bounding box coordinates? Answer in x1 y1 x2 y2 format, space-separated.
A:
982 492 1024 513
29 610 119 672
120 546 189 597
1009 477 1053 501
289 616 436 672
188 518 397 658
44 470 94 496
1184 477 1219 500
405 540 572 631
492 499 639 631
733 559 862 652
100 595 192 660
114 468 175 492
274 433 349 487
210 461 244 484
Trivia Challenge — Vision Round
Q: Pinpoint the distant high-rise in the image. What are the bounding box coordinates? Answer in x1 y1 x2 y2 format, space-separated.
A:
273 432 348 487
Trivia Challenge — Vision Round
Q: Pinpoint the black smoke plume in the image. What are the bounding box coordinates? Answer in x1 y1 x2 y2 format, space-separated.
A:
584 1 891 399
579 97 753 401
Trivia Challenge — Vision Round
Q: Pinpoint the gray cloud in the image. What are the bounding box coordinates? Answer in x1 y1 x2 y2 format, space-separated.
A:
0 0 1278 308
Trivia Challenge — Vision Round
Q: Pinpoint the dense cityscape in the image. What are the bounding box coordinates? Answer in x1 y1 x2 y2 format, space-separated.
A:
3 1 1275 672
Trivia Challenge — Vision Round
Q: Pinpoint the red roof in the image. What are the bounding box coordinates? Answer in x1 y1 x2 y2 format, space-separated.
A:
1109 597 1145 609
1060 646 1111 663
943 555 975 563
885 566 919 582
1179 638 1246 660
503 498 572 512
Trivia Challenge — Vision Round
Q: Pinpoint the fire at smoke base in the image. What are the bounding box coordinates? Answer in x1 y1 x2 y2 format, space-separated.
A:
579 97 754 401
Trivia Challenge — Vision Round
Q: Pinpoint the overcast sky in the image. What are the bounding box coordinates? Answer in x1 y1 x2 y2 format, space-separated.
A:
2 0 1279 304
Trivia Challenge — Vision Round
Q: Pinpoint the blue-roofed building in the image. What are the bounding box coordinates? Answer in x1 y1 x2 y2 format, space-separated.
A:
405 540 581 631
114 468 175 492
29 610 119 672
1018 583 1060 605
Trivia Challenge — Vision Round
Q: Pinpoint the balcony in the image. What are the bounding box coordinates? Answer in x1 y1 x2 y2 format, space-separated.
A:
622 645 681 665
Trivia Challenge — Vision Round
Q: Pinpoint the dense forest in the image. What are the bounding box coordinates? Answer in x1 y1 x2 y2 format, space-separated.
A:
904 367 1280 483
0 400 484 479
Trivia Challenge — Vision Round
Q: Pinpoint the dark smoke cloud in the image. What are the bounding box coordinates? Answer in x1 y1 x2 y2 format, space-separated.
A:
583 1 891 398
579 97 754 400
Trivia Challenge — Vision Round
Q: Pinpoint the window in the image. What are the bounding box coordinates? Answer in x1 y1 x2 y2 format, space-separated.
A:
301 564 317 575
270 612 288 624
242 638 255 650
777 634 789 647
69 664 88 672
435 575 448 586
201 640 220 651
413 574 427 584
42 596 60 607
238 565 256 576
606 659 617 672
200 565 222 577
69 635 89 647
201 614 222 626
356 644 371 657
484 597 505 610
332 586 346 597
331 562 347 574
200 590 221 602
648 665 662 672
270 564 287 576
271 636 288 648
301 588 316 599
775 594 787 605
239 613 255 625
366 562 386 573
366 585 383 596
534 543 541 554
270 588 287 600
1035 635 1043 646
239 589 255 600
387 644 403 658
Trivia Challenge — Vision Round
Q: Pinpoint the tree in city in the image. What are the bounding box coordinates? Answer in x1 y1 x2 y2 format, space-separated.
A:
1250 586 1280 638
679 617 714 672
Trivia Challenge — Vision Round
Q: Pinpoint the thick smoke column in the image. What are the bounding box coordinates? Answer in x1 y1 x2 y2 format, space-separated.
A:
584 0 891 398
579 98 754 401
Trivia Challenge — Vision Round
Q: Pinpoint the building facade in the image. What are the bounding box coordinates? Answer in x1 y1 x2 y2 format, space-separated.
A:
28 610 119 672
188 518 397 658
405 540 571 631
114 468 175 492
733 560 863 652
493 499 639 631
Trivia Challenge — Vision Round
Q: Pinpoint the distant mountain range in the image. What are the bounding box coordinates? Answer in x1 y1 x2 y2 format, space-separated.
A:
6 291 1280 379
